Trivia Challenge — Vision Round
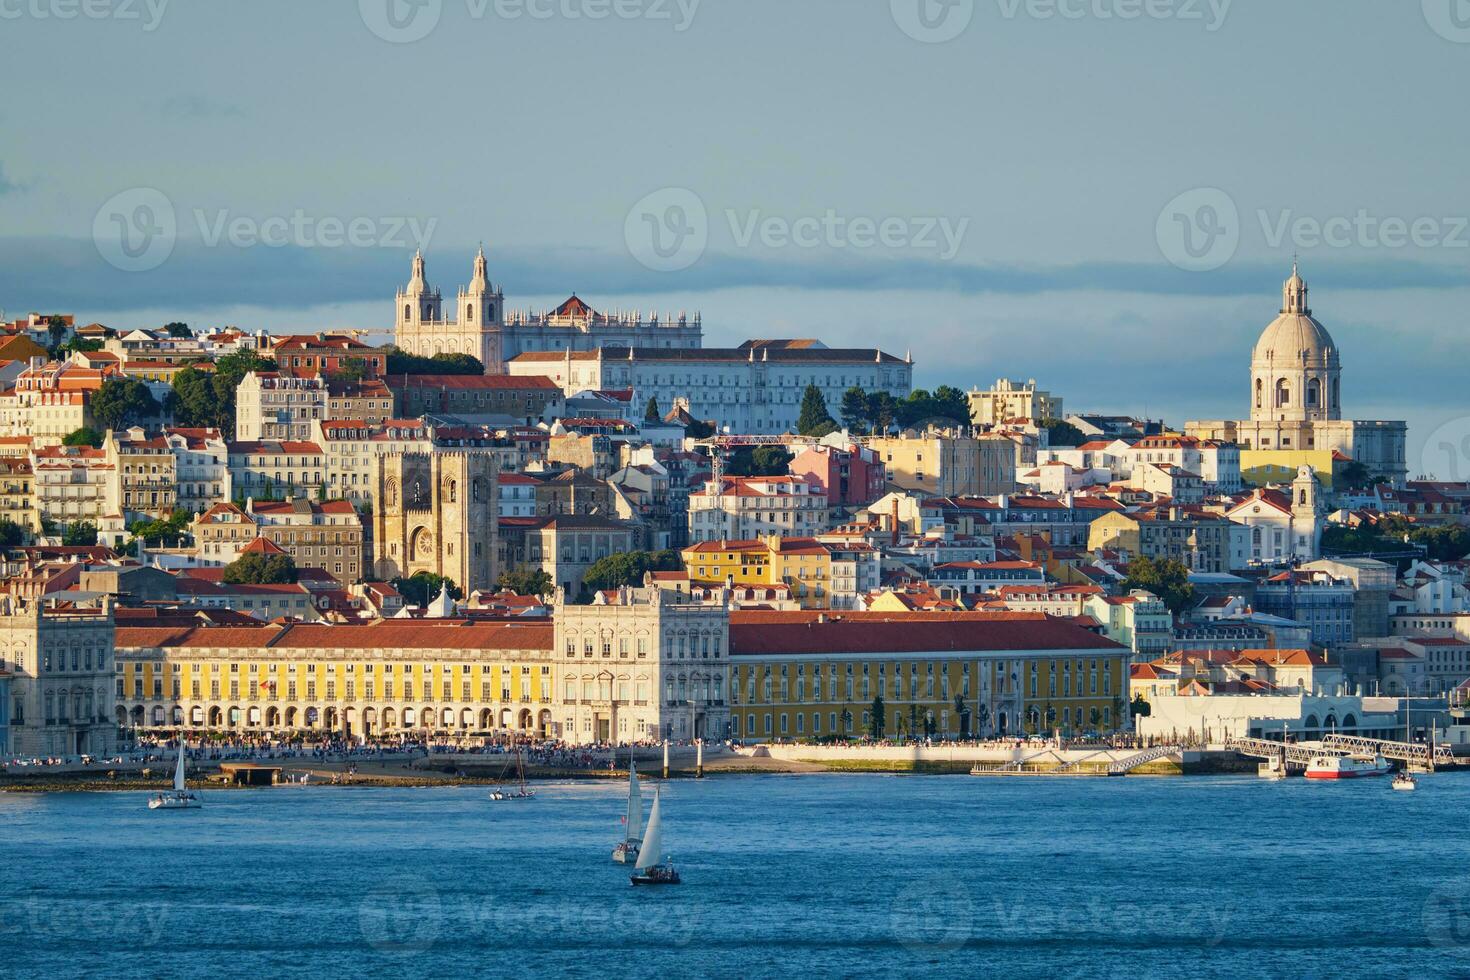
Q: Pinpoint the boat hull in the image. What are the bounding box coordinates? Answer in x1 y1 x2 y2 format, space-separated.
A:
630 870 681 886
612 842 640 864
149 793 201 810
1304 766 1391 780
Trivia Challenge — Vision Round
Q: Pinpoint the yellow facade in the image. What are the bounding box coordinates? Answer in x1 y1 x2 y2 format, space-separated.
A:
728 651 1128 740
1239 449 1340 490
683 538 834 609
682 542 773 588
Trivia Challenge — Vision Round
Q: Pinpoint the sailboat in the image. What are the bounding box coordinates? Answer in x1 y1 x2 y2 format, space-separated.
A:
612 761 643 864
490 742 535 800
629 787 680 885
1393 699 1418 792
148 740 202 810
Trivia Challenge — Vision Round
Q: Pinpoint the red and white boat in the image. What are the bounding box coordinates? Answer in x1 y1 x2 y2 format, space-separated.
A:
1305 753 1392 780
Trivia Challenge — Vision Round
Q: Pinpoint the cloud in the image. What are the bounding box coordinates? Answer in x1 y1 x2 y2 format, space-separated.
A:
3 235 1469 315
0 163 22 197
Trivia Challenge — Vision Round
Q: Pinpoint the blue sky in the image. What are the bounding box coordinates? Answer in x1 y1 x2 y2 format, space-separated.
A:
1 0 1468 472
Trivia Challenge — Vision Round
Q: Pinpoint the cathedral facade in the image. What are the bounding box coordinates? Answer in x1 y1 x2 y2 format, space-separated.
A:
372 450 500 597
1187 266 1407 487
393 250 702 373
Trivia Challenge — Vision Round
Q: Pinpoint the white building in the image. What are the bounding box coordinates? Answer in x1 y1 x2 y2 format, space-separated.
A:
0 593 116 758
967 378 1062 426
165 427 231 514
235 371 328 442
688 475 829 542
1224 466 1325 564
509 342 913 435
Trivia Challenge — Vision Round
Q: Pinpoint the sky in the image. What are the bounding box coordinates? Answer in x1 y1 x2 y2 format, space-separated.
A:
1 0 1467 474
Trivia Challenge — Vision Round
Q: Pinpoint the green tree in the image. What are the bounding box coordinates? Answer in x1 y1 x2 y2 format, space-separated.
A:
383 346 484 376
171 350 275 436
1130 695 1152 718
62 520 98 546
1041 417 1086 447
0 517 26 548
92 377 159 431
126 508 192 547
796 384 836 436
497 566 555 597
1337 460 1370 489
684 418 716 439
839 386 869 432
869 694 886 738
329 357 368 383
582 550 682 594
56 337 102 357
222 552 298 585
392 571 462 606
644 396 661 423
62 427 104 448
866 391 896 434
163 322 192 338
1121 555 1194 615
725 446 793 477
46 315 68 352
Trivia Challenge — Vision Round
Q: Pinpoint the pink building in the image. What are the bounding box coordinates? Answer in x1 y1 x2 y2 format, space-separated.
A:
788 442 886 507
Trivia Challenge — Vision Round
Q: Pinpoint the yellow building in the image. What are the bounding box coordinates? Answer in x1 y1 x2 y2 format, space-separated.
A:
727 610 1129 740
862 431 1016 496
0 457 38 533
1238 448 1342 490
682 535 834 609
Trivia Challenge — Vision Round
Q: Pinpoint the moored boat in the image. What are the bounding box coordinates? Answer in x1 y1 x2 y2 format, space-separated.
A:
630 787 680 886
1304 753 1391 780
148 740 202 810
612 760 643 864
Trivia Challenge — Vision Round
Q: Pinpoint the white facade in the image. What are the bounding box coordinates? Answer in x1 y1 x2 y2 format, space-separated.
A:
509 345 913 435
235 372 327 442
688 476 829 543
1 595 117 758
166 428 231 514
1225 466 1325 563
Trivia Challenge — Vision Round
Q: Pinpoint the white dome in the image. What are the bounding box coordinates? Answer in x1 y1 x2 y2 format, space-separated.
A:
1251 265 1338 369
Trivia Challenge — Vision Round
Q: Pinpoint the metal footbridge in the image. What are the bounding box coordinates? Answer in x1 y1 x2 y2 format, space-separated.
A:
1226 734 1455 770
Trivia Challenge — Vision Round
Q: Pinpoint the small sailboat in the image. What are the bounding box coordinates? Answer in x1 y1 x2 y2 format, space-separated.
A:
490 742 535 801
612 761 643 864
148 740 202 810
1393 699 1418 792
629 787 680 885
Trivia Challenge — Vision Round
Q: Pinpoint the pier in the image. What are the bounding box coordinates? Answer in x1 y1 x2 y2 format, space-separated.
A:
1225 734 1457 771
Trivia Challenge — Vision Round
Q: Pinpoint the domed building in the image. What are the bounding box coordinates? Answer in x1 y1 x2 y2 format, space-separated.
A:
1187 265 1406 488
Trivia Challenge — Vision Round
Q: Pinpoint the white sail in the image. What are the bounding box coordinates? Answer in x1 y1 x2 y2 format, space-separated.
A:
626 762 643 842
173 741 187 792
634 788 663 871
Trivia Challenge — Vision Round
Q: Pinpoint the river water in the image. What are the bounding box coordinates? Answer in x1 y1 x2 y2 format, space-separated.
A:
5 772 1468 978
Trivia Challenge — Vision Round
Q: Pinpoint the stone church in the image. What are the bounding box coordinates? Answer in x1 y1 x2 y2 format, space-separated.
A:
1187 265 1407 487
372 451 499 597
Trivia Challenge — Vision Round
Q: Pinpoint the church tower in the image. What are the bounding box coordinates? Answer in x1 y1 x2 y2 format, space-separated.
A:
396 250 442 334
1249 263 1341 425
455 246 505 373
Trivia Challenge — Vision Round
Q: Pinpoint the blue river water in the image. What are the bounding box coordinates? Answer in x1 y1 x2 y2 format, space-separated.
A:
6 772 1470 978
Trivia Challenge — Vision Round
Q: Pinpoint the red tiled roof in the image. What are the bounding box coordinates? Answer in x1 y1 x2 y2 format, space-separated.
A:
728 611 1124 656
116 620 553 652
